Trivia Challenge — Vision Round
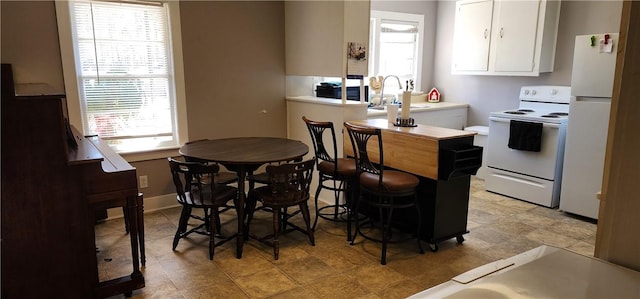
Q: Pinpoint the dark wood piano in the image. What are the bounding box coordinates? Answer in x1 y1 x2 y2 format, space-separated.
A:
1 64 144 298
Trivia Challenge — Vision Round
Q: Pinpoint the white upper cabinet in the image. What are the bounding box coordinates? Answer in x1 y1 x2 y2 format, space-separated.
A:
452 0 493 72
285 1 370 77
452 0 561 76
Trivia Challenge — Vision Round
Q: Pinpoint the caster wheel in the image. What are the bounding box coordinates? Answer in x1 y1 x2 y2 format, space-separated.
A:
456 235 465 244
429 243 439 252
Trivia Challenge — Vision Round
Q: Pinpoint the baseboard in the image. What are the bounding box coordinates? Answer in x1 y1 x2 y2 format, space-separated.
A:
106 193 179 220
106 192 335 220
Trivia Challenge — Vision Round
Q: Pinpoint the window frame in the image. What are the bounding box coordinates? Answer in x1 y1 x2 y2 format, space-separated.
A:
55 0 188 160
369 10 425 92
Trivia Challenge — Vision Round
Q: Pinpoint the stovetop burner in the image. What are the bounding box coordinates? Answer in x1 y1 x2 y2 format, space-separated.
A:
541 115 560 118
548 112 569 116
518 109 535 112
505 111 527 115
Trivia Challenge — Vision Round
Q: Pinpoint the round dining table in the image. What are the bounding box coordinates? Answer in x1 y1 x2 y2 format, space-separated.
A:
179 137 309 258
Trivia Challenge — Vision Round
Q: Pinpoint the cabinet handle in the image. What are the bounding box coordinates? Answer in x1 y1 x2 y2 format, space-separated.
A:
484 28 488 39
500 27 504 38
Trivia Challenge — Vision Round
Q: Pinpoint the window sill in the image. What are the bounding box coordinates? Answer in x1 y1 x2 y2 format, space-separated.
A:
120 146 180 162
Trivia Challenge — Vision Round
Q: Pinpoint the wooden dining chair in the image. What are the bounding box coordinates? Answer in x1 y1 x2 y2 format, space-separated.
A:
182 139 239 234
246 159 301 230
167 158 239 260
344 122 424 265
183 139 238 185
244 159 316 260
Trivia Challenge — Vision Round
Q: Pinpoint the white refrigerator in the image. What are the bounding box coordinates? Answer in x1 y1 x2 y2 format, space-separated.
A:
560 33 618 219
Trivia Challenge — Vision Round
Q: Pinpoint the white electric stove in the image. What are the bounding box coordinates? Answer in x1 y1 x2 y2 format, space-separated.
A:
485 86 571 208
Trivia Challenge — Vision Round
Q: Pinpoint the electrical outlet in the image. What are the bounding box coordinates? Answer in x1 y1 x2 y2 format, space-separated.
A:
139 175 148 188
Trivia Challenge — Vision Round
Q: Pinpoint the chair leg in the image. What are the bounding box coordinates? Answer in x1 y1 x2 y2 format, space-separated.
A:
299 202 315 246
381 206 395 265
209 209 217 260
346 180 359 242
333 180 341 219
350 192 363 246
245 196 258 241
203 208 210 233
173 206 190 250
213 207 223 235
273 208 281 260
312 178 323 231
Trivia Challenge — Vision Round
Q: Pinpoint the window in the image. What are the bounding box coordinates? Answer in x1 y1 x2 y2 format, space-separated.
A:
56 0 187 153
369 11 424 92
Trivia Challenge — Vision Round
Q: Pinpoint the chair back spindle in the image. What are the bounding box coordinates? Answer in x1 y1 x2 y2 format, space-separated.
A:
345 123 386 191
305 118 337 165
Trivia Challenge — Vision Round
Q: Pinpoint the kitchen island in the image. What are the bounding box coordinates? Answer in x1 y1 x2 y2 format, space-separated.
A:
343 119 483 251
285 96 471 211
286 96 469 158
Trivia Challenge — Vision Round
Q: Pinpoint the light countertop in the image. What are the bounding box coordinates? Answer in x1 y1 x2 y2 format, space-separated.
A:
285 96 468 115
366 101 468 116
285 96 368 107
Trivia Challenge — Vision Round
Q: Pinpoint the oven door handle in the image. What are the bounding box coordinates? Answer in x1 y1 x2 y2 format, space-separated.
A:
489 116 561 129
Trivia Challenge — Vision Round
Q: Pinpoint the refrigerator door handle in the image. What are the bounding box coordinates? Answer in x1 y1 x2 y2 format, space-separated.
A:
574 96 611 103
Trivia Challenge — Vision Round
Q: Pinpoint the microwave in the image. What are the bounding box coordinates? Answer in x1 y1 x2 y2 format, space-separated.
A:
316 84 368 101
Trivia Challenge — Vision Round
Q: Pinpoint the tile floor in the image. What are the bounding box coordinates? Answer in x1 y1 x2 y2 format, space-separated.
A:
97 178 597 298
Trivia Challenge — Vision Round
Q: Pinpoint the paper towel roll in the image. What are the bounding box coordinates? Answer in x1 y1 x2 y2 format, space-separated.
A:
401 91 412 119
387 104 399 123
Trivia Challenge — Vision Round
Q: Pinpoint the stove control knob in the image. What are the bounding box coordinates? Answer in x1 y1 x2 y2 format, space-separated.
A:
524 89 530 95
531 90 537 95
551 89 558 95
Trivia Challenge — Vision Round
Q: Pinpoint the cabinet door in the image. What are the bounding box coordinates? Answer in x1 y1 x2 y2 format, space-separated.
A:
492 0 540 72
452 0 493 72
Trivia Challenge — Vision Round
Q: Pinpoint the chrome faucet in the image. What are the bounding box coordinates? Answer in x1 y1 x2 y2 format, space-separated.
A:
380 75 403 106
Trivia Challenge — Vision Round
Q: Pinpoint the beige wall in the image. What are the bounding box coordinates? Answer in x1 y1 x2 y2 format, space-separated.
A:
1 1 286 198
180 1 286 141
1 1 64 92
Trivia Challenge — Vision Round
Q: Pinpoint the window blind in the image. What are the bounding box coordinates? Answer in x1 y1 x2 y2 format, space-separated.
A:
71 0 173 142
379 20 419 78
380 21 419 34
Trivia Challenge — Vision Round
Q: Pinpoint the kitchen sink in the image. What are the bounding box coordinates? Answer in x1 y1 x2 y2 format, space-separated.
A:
369 105 429 111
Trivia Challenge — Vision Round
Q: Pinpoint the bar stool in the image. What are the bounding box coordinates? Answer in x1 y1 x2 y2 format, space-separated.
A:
303 116 358 240
344 121 424 265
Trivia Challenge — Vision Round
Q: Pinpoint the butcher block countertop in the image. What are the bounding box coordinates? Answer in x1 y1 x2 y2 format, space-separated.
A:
346 119 475 140
343 119 476 179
